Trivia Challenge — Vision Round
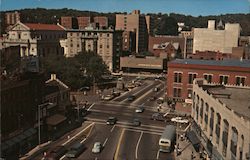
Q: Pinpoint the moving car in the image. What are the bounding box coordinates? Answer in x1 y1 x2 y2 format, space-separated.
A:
92 142 102 153
132 118 141 126
127 95 136 101
135 106 144 113
65 142 85 158
106 117 117 125
43 146 66 160
103 94 114 101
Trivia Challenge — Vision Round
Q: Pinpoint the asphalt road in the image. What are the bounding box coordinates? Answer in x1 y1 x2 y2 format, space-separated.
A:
34 78 176 160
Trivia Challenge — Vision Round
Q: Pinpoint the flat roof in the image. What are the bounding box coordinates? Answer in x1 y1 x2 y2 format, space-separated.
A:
206 86 250 119
170 59 250 68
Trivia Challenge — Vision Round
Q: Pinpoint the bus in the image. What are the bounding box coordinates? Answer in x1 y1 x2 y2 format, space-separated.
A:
159 125 176 152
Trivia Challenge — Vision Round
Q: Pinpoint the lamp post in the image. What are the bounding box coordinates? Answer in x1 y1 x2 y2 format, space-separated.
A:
37 102 53 146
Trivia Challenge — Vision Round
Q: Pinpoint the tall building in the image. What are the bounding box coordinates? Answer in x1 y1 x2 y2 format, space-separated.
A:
193 20 241 53
2 22 66 57
61 16 73 29
94 16 108 28
77 16 91 29
116 10 150 53
5 11 20 26
167 59 250 102
60 26 122 72
191 79 250 160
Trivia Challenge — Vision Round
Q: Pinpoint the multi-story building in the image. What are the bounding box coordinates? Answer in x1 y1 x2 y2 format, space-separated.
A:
122 31 136 52
116 10 150 53
193 20 240 53
94 16 108 28
1 72 44 158
151 41 181 60
191 79 250 160
60 26 122 72
167 59 250 102
77 16 91 29
5 11 20 26
187 50 232 60
2 22 66 57
60 16 73 29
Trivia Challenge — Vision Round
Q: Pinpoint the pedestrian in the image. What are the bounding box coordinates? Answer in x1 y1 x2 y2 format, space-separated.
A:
67 135 70 139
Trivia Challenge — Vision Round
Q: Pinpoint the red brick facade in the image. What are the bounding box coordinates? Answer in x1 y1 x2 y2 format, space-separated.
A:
167 60 250 101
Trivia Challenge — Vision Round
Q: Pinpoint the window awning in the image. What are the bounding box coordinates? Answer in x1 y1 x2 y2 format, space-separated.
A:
46 114 66 126
187 130 200 145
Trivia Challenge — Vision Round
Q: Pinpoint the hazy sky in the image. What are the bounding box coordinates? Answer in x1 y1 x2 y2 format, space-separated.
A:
1 0 250 16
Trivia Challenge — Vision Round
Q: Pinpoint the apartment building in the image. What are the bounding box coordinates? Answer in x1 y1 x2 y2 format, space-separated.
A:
191 79 250 160
2 22 66 57
94 16 108 28
77 16 91 29
193 20 241 53
116 10 150 53
60 26 122 72
167 59 250 102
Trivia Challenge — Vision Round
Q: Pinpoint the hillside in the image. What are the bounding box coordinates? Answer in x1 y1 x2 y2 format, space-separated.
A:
1 8 249 35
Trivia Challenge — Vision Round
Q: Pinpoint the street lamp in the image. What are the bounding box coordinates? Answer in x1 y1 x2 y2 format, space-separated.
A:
37 102 53 146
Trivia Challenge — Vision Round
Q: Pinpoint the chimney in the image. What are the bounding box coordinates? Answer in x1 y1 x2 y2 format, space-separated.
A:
208 20 215 30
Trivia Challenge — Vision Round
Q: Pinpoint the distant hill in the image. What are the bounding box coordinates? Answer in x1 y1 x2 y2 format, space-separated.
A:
1 8 249 36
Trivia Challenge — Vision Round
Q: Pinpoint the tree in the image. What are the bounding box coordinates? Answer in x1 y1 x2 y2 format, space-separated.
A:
156 16 178 35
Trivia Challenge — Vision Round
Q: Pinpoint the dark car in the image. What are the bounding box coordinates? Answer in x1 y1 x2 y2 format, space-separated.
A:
44 146 67 160
127 95 136 101
132 118 141 126
65 142 85 158
106 117 117 125
151 113 165 121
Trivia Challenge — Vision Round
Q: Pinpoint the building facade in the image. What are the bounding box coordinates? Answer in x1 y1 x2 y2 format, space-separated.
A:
116 10 150 53
4 11 21 32
191 79 250 160
2 22 66 57
93 16 108 28
167 59 250 102
60 27 122 72
193 20 240 53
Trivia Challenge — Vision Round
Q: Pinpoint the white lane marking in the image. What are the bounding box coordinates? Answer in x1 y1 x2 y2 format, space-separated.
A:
62 122 94 146
59 155 66 160
124 128 161 136
103 138 109 147
87 103 95 111
164 111 169 117
95 157 98 160
135 131 143 159
156 150 160 160
111 125 116 132
80 138 87 144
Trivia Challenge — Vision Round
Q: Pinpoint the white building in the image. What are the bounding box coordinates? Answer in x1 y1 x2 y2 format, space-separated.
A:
193 20 241 54
192 79 250 160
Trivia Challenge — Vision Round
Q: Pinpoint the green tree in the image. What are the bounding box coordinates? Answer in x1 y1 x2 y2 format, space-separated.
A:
156 16 178 35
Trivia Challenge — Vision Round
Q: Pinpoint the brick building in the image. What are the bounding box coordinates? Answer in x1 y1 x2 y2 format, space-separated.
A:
167 59 250 102
4 11 21 32
191 79 250 160
94 16 108 28
187 50 232 60
151 41 181 60
148 35 185 57
77 16 91 29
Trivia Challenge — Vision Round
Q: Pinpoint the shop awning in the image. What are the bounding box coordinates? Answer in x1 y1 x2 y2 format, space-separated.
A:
46 114 66 126
187 130 200 145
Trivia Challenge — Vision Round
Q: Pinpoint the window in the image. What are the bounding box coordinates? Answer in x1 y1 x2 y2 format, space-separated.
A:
220 75 229 84
107 45 109 49
174 72 182 83
100 44 102 48
70 44 73 47
187 89 192 98
77 44 80 48
99 33 102 37
107 33 109 37
236 76 245 86
204 74 212 83
173 88 181 97
188 73 197 84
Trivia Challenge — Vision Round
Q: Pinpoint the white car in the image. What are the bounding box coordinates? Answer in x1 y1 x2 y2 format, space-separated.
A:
171 117 189 123
92 142 102 153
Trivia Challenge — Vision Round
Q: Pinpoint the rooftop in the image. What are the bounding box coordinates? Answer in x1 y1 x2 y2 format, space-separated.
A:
206 86 250 119
24 23 65 31
170 59 250 68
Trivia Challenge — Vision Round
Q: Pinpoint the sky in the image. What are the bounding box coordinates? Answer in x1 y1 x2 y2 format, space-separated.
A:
1 0 250 16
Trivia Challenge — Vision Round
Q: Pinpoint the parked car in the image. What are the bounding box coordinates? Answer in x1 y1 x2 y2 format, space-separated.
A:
103 94 114 101
43 146 67 160
149 96 156 101
132 118 141 126
151 113 165 121
112 91 121 97
153 87 159 92
65 142 85 158
127 95 136 101
92 142 102 153
106 117 117 125
156 97 164 104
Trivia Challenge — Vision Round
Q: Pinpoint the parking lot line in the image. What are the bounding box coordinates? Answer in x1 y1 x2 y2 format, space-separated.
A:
156 150 160 159
87 103 95 111
110 125 116 132
103 137 109 147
